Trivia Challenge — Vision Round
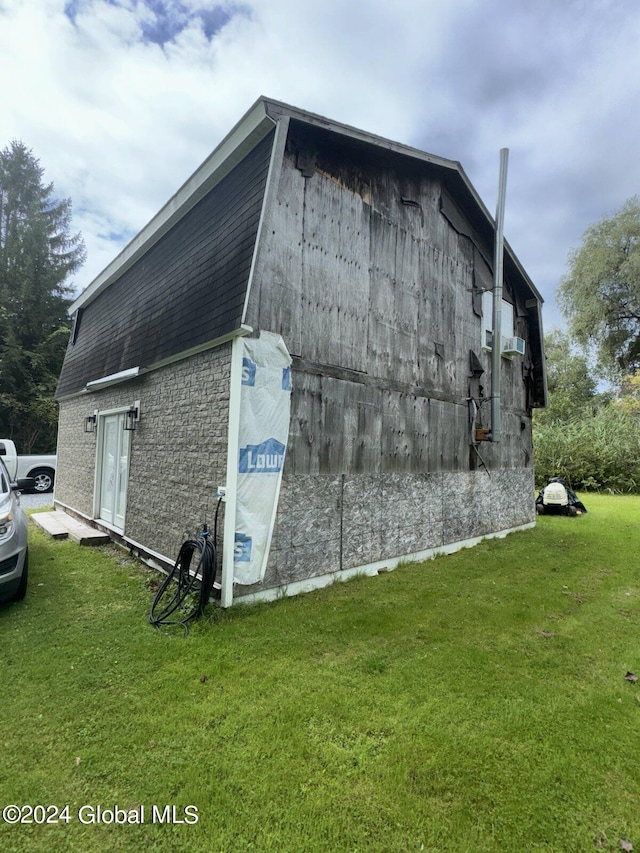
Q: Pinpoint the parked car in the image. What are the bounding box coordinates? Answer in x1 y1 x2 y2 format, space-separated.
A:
0 439 56 493
0 457 32 604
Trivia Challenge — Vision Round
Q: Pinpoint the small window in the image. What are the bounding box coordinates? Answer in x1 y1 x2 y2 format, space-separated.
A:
71 309 83 345
482 291 514 350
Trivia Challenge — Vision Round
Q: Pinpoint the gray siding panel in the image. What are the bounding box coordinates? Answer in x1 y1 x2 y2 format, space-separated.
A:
287 370 475 476
56 131 274 398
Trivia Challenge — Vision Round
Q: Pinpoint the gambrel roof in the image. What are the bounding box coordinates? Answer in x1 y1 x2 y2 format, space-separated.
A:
56 97 546 403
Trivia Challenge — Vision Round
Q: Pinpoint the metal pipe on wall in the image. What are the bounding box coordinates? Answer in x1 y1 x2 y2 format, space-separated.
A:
490 148 509 442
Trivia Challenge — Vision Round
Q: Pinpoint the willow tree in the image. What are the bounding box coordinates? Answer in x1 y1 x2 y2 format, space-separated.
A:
0 141 85 452
558 196 640 378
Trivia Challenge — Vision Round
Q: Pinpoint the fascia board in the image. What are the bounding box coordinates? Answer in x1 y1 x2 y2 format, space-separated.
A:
70 97 276 314
262 97 459 172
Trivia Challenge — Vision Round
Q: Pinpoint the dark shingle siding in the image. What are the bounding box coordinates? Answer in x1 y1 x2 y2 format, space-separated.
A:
56 131 274 398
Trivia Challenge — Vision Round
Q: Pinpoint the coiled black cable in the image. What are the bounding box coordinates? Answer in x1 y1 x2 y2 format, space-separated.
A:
149 498 222 634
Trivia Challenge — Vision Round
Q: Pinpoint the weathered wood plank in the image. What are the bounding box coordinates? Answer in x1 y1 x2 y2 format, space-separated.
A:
300 167 371 372
368 213 423 388
252 150 305 355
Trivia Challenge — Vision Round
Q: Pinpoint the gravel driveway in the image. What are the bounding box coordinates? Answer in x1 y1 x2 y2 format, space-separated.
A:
20 491 55 511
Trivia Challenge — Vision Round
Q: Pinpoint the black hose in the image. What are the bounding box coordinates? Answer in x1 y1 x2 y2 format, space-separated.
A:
149 499 223 634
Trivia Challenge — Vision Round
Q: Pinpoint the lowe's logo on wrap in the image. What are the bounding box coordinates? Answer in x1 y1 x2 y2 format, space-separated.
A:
234 532 252 562
239 438 285 474
242 357 257 386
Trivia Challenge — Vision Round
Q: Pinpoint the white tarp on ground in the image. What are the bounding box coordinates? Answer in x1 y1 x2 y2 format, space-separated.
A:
233 331 292 585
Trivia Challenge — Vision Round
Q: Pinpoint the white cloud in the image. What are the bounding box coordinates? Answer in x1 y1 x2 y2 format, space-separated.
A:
1 0 639 329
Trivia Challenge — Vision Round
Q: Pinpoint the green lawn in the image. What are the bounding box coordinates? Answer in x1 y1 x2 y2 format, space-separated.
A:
1 494 639 852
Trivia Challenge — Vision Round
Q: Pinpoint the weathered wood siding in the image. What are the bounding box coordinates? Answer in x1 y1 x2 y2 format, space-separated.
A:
247 122 533 476
287 374 470 474
237 120 537 597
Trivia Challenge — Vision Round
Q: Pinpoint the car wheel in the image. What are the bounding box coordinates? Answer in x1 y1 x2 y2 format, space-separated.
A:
12 550 28 602
30 469 54 493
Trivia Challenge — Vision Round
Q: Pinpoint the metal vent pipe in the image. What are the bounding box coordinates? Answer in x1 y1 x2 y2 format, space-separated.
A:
490 148 509 442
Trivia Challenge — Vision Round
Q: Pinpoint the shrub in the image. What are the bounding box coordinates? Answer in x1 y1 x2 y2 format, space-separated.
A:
533 403 640 493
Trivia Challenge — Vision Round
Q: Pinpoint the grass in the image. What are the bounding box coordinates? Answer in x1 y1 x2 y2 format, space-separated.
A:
1 494 640 852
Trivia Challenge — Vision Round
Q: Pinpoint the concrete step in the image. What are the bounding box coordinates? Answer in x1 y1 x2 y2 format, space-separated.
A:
31 511 111 546
30 511 69 539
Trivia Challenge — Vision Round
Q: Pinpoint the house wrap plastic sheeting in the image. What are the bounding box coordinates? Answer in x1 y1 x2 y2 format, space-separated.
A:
233 331 292 585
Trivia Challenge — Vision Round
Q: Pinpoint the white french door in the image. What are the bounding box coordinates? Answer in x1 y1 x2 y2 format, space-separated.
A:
98 412 130 530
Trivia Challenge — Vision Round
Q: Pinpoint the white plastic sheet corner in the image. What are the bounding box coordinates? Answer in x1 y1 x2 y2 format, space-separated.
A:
233 331 292 585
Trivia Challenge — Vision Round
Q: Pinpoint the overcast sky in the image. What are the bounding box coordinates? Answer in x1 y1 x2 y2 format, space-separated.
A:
1 0 639 331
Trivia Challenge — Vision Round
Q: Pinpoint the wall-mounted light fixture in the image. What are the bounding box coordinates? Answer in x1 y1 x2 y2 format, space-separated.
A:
123 405 139 431
84 414 97 433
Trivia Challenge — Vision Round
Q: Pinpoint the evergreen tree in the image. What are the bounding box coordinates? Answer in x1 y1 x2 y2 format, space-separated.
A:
0 141 85 452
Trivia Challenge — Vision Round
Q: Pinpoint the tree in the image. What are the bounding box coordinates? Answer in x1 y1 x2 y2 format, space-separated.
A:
0 141 85 452
616 369 640 406
534 329 598 425
557 196 640 379
532 333 640 494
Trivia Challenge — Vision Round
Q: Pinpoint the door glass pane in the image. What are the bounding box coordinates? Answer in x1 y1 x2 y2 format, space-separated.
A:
115 427 129 527
100 417 117 523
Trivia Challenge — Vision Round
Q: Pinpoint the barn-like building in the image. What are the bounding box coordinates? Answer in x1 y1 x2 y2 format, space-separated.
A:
54 97 547 605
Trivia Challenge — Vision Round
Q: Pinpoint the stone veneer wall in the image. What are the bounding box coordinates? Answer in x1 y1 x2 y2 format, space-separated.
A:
57 343 534 601
236 467 535 597
55 344 232 564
